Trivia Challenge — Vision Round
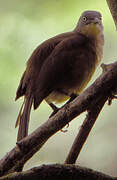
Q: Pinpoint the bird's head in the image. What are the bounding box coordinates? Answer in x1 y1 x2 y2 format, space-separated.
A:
75 10 103 37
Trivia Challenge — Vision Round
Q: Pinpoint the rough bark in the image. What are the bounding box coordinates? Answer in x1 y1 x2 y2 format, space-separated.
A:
0 164 117 180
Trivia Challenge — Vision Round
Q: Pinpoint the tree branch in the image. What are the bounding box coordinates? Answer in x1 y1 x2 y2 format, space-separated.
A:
106 0 117 30
64 96 107 164
0 164 117 180
0 61 117 177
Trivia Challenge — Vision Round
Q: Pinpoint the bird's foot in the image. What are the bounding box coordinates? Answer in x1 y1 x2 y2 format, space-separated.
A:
60 123 69 133
48 102 70 132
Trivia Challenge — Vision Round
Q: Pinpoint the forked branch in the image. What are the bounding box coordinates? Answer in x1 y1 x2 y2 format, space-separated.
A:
0 61 117 177
65 96 107 164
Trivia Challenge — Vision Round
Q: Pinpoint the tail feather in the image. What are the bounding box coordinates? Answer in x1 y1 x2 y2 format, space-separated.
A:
15 99 25 128
16 95 33 142
15 71 26 101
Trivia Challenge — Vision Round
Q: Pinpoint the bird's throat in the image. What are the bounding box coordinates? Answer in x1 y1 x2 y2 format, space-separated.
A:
81 23 104 63
80 23 103 37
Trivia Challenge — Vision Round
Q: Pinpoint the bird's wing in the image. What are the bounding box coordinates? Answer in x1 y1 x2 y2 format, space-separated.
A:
15 32 74 100
33 33 87 109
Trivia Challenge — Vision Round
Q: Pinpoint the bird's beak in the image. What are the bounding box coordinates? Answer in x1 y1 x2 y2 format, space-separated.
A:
93 17 100 24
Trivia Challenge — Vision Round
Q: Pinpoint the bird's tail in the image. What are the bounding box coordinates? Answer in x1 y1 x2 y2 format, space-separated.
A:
15 95 33 142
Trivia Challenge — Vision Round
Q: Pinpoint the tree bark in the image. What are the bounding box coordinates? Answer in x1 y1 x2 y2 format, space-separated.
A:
65 96 106 164
106 0 117 30
0 164 117 180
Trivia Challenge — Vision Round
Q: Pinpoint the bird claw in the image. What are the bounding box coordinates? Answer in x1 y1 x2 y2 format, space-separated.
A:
60 123 69 133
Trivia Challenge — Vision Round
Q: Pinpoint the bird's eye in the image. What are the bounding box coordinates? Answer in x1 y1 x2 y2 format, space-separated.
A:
82 16 87 21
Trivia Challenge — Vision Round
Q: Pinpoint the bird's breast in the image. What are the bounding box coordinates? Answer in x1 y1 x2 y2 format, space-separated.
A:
46 33 104 104
46 53 97 104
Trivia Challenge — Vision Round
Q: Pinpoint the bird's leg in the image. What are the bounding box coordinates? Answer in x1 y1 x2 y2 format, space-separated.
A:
48 102 59 118
60 93 77 132
47 92 77 132
45 98 59 118
46 89 68 118
48 91 77 118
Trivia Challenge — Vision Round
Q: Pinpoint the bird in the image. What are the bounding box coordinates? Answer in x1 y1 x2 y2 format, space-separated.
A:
15 10 104 141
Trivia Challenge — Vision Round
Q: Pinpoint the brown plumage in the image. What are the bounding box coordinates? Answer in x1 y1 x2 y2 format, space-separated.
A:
15 10 104 141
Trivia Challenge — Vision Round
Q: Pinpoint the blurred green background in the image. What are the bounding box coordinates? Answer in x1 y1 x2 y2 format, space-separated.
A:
0 0 117 176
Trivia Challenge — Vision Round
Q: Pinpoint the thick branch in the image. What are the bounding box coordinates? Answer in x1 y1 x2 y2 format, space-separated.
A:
0 61 117 177
0 164 117 180
65 96 106 164
106 0 117 30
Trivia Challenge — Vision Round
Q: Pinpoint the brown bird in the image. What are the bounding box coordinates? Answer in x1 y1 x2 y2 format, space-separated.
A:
15 10 104 141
